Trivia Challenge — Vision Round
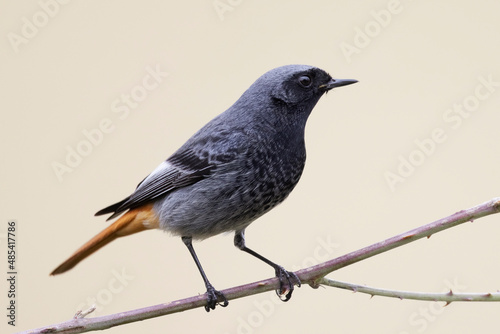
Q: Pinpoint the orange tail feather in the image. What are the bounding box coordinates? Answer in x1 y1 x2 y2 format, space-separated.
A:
50 203 159 275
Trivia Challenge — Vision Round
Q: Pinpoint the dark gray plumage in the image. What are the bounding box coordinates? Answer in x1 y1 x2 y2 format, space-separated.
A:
54 64 357 312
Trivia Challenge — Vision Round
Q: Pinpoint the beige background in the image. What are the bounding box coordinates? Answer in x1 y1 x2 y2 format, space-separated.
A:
2 1 500 333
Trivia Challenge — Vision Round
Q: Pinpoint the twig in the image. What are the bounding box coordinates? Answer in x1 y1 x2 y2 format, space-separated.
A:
18 197 500 334
319 277 500 303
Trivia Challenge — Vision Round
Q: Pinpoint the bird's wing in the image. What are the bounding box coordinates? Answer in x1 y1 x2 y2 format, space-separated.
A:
95 149 214 220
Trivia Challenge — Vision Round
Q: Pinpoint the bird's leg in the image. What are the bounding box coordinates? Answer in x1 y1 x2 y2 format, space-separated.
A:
181 236 228 311
234 230 301 301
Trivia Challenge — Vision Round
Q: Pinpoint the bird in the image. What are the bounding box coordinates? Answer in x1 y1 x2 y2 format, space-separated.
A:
50 64 357 311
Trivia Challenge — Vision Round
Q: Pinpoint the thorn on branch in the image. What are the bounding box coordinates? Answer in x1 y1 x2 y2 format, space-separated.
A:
308 278 323 289
74 305 96 319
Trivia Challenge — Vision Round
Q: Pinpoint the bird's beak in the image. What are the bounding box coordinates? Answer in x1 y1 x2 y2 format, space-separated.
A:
320 78 358 91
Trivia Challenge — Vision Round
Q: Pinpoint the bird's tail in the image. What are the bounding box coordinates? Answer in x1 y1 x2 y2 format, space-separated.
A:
50 203 159 275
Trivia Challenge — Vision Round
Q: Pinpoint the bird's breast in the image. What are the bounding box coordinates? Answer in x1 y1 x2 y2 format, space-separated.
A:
239 138 306 214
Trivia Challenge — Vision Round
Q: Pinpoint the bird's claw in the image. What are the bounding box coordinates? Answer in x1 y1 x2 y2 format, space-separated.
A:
204 284 228 312
274 266 301 301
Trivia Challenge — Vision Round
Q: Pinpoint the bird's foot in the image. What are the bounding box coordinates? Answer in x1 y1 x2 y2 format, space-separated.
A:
274 266 301 301
204 283 228 312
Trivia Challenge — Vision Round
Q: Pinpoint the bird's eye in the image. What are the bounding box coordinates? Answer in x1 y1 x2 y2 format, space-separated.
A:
298 75 312 87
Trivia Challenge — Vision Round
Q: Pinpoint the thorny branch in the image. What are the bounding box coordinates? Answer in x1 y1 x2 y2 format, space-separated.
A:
319 278 500 303
17 197 500 334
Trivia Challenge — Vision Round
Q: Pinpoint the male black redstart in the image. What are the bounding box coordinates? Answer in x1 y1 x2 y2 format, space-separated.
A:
51 64 357 311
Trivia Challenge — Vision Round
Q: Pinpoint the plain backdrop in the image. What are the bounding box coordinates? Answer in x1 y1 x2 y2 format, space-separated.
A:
2 1 500 333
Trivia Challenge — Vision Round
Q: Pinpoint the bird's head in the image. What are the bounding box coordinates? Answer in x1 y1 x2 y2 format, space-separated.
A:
263 65 357 108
